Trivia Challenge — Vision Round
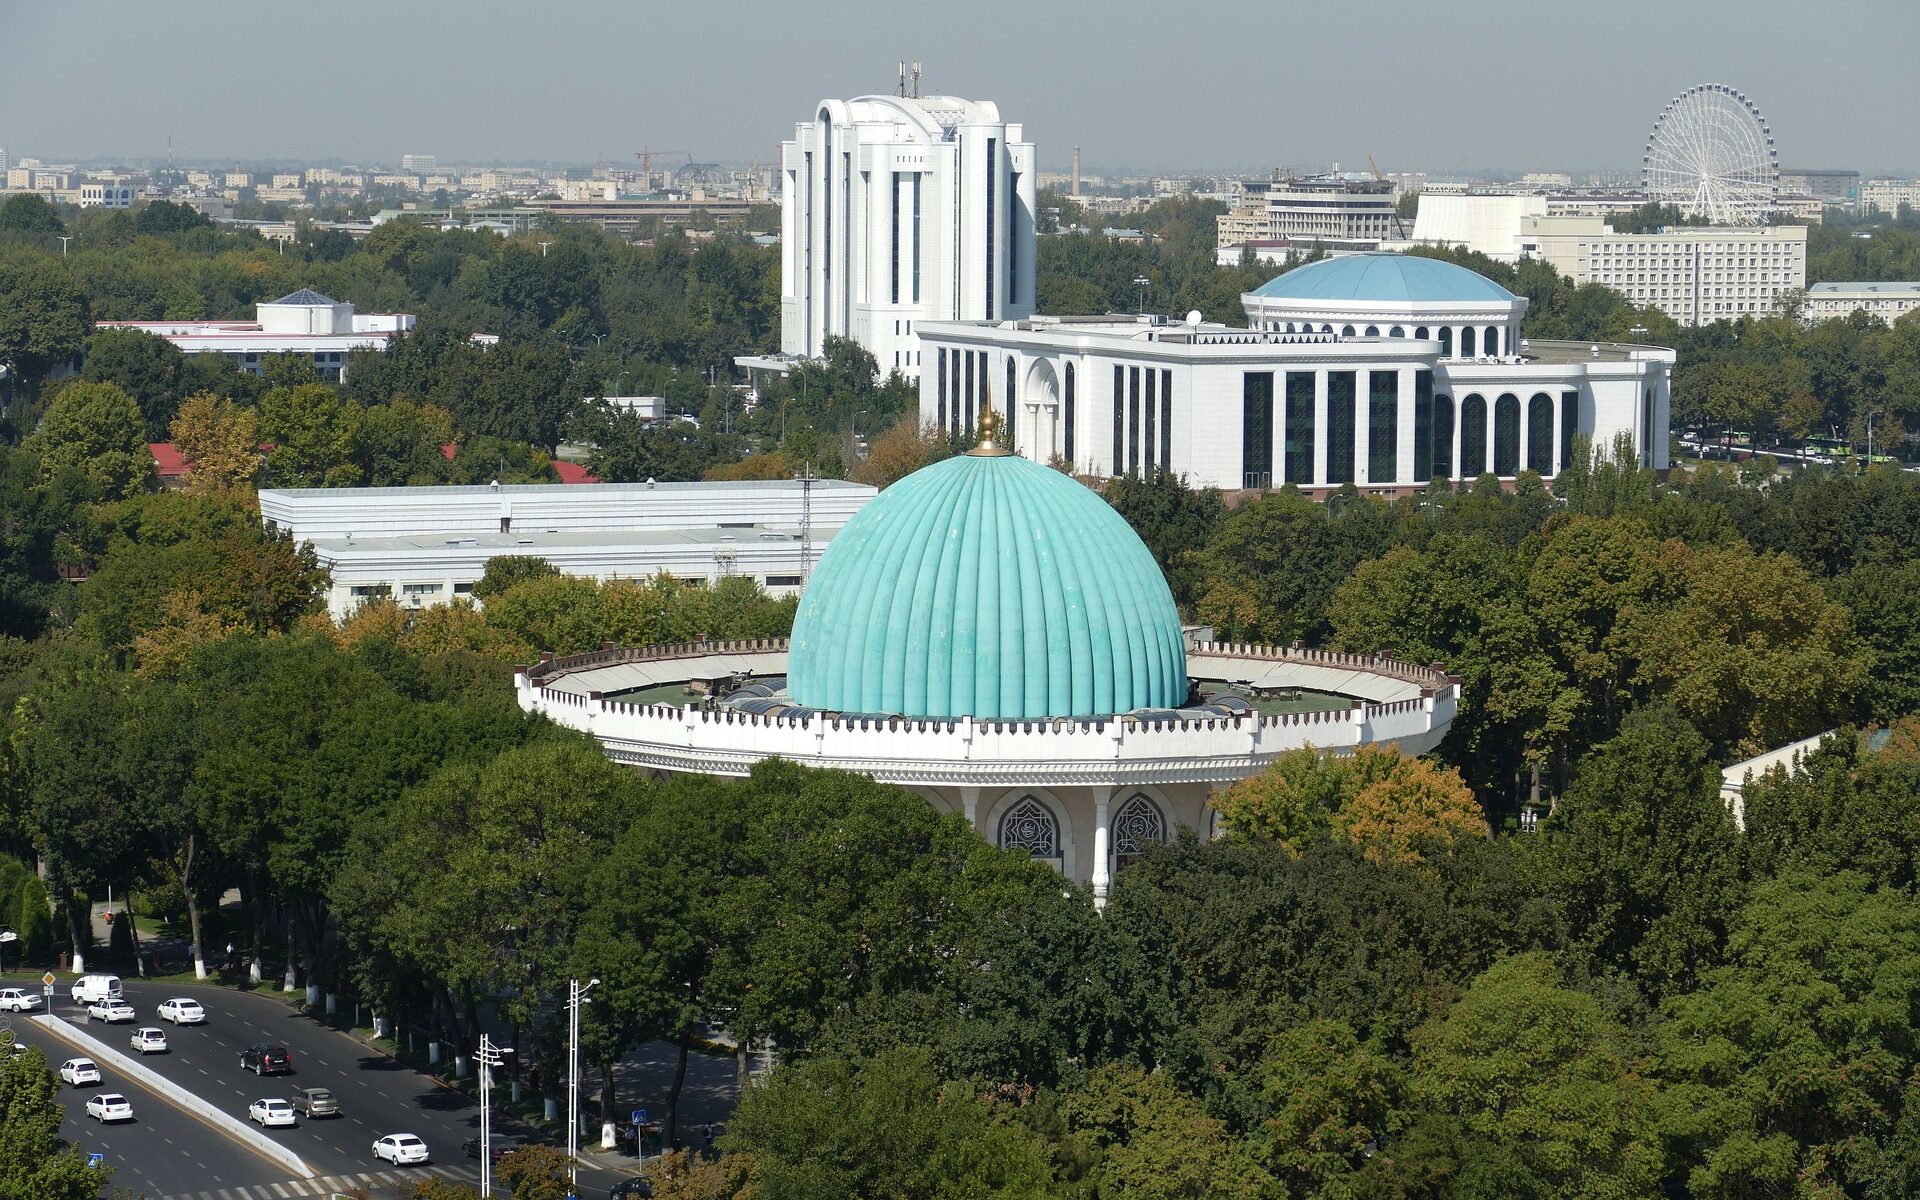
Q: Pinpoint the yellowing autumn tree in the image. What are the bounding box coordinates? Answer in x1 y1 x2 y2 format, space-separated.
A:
1215 743 1484 864
169 391 263 492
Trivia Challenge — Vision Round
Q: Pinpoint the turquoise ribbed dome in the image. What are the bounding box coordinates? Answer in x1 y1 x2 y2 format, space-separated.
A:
788 451 1187 720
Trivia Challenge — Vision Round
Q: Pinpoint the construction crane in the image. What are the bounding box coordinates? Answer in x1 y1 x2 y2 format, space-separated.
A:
634 148 689 190
1367 153 1386 181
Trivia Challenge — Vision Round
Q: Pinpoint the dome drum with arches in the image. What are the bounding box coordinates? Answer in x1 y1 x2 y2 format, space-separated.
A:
787 440 1188 720
1248 254 1519 304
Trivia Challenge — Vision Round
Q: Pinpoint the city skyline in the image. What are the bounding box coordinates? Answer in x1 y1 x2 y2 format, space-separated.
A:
2 0 1916 177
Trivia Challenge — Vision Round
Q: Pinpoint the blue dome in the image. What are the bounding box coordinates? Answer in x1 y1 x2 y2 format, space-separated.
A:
788 450 1187 720
1251 253 1517 304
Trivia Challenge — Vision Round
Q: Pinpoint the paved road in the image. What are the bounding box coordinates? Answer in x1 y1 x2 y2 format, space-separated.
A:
36 981 635 1200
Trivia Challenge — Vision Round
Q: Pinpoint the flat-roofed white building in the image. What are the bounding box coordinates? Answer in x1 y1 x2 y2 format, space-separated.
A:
918 254 1674 495
779 93 1036 380
97 290 414 381
1408 193 1548 261
1520 215 1807 326
258 479 878 619
1805 281 1920 325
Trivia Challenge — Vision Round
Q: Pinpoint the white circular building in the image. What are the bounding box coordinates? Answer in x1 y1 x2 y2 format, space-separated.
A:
517 434 1459 900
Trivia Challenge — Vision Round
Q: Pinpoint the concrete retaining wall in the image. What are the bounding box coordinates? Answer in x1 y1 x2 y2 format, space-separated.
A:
30 1012 312 1179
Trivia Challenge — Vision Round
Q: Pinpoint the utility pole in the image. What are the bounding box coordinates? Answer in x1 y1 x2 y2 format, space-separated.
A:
477 1034 513 1198
566 979 599 1192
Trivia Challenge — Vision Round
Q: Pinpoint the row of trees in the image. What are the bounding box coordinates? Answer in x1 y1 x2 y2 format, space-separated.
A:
1106 444 1920 811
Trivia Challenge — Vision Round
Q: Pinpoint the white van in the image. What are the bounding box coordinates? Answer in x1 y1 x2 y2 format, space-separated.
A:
70 975 122 1004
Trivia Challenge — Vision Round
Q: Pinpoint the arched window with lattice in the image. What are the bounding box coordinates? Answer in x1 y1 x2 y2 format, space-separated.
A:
999 796 1059 860
1111 794 1166 872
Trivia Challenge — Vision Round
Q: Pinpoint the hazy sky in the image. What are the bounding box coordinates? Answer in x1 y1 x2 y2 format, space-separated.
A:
4 0 1915 176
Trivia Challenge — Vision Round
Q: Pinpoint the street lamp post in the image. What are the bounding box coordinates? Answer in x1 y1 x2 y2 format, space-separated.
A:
1133 275 1150 314
56 236 72 258
566 978 600 1192
477 1033 514 1199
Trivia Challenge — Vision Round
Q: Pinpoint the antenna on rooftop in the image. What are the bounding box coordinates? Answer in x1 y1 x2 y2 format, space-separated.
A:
796 464 819 585
897 60 907 97
911 61 922 99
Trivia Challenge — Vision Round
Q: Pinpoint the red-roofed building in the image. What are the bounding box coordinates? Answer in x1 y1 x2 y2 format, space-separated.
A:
149 442 193 488
438 443 599 484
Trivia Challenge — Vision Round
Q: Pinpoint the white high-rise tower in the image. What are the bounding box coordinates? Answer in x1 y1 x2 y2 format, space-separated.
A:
780 93 1036 379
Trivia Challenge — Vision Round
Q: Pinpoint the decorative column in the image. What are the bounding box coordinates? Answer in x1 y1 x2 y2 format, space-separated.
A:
961 787 980 833
1517 398 1531 477
1450 397 1463 482
1355 370 1373 486
1486 401 1498 477
1091 787 1113 909
1312 369 1329 488
1398 366 1417 485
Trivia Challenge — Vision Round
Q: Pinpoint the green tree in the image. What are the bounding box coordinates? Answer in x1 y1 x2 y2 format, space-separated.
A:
82 327 192 438
0 1047 114 1199
133 199 212 235
1410 953 1661 1200
258 382 365 486
1055 1061 1269 1199
472 555 561 600
1251 1019 1402 1196
0 261 92 389
723 1045 1054 1200
1105 471 1225 612
21 380 153 500
0 193 65 235
1654 871 1920 1199
1528 706 1746 997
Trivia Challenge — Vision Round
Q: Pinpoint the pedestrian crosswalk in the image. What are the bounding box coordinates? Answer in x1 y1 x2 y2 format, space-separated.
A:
160 1162 482 1200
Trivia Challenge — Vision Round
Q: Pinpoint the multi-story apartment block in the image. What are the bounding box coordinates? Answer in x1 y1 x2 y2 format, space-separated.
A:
1858 178 1920 215
1779 168 1858 201
1804 282 1920 325
400 154 437 173
1520 215 1807 326
271 173 303 189
224 172 252 189
1264 175 1398 243
778 92 1036 379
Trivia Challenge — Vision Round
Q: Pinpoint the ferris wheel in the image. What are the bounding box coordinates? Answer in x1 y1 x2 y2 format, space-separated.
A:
1642 84 1779 225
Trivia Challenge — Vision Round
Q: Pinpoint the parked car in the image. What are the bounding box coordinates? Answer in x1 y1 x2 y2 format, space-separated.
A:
462 1134 527 1161
249 1098 297 1128
70 974 122 1004
240 1042 292 1075
609 1179 655 1200
129 1027 169 1054
291 1087 340 1118
86 999 137 1023
373 1133 430 1165
59 1058 101 1086
0 988 42 1012
156 997 206 1025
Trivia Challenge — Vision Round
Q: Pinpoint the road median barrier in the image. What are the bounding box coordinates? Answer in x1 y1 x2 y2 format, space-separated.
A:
30 1011 312 1179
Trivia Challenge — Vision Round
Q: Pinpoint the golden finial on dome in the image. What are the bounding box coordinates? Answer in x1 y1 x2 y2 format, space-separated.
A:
969 384 1011 457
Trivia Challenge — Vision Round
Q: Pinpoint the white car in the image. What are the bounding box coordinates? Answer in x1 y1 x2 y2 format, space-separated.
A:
156 997 206 1025
0 988 42 1012
86 999 136 1023
130 1027 168 1054
373 1133 430 1165
85 1093 133 1122
58 1058 101 1086
249 1098 297 1128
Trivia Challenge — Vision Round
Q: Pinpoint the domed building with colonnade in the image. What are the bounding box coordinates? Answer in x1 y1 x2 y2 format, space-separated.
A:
517 413 1458 902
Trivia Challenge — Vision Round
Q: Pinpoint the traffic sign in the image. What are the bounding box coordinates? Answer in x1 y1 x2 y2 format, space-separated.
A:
87 1153 103 1168
633 1107 647 1125
40 972 54 987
